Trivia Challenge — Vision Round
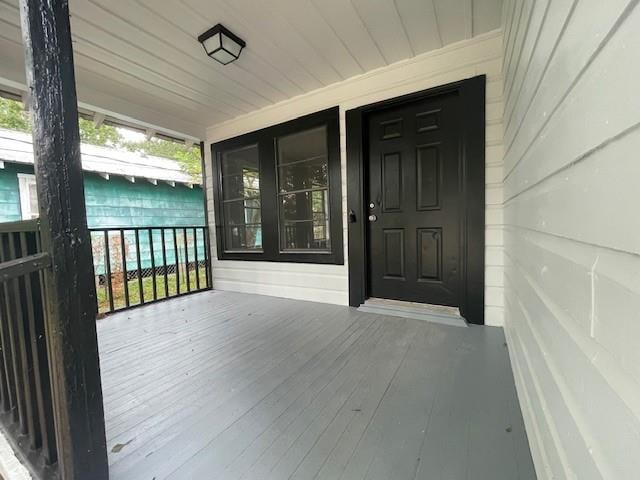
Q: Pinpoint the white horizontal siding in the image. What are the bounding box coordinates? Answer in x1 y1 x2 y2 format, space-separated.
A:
205 31 505 324
502 0 640 478
211 261 349 305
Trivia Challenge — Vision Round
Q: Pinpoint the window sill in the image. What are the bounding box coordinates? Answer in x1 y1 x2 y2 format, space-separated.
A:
217 250 344 265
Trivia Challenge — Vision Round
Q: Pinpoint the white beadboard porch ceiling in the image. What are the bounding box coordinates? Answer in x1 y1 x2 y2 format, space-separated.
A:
0 0 502 139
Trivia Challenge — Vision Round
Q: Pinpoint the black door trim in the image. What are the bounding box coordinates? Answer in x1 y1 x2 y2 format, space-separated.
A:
346 75 486 324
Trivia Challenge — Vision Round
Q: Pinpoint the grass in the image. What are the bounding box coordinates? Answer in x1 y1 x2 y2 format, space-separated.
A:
96 267 208 313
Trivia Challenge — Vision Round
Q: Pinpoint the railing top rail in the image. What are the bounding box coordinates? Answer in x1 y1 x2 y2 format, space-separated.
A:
89 225 207 232
0 219 40 233
0 252 51 282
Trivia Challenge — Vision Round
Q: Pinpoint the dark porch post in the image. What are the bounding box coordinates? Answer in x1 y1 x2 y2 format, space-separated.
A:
18 1 109 479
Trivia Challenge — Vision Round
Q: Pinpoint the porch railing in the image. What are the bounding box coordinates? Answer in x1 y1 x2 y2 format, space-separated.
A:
0 220 58 479
89 226 211 314
0 222 212 476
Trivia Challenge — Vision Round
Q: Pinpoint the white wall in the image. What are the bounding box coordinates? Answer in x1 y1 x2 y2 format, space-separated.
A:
502 0 640 478
204 30 506 325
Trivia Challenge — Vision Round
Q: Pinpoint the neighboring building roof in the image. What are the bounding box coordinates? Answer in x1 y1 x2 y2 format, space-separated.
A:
0 128 201 186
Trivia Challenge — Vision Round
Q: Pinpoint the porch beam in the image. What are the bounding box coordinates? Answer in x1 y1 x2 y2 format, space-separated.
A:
18 1 109 479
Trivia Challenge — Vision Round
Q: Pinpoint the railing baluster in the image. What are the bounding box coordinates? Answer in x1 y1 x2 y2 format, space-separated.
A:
0 234 16 414
85 226 211 312
161 228 169 298
149 229 157 301
193 228 200 290
0 292 16 415
173 228 180 295
0 220 60 472
103 231 114 313
204 226 212 288
18 232 41 450
0 282 9 412
120 229 129 308
183 228 190 292
26 230 56 464
5 233 27 430
134 230 144 305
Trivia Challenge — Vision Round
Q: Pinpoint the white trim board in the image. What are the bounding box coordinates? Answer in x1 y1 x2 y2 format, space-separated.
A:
17 173 37 220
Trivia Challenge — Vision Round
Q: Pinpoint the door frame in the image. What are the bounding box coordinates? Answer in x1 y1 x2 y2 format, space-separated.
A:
346 75 486 324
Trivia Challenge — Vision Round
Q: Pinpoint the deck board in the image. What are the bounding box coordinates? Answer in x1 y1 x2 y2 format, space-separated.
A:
97 290 536 480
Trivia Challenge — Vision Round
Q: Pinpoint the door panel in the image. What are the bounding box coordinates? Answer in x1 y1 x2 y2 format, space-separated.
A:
383 229 405 279
367 92 461 307
417 227 442 281
416 144 440 210
382 152 402 211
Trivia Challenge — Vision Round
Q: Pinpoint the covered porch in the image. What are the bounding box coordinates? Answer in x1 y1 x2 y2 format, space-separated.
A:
99 290 534 480
1 0 639 479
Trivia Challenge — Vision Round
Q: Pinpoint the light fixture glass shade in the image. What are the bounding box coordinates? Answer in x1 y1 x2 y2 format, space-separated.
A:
198 24 245 65
210 49 237 65
221 34 243 57
202 33 222 54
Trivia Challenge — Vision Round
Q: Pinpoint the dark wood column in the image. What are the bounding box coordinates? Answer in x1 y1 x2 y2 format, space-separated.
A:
18 1 109 479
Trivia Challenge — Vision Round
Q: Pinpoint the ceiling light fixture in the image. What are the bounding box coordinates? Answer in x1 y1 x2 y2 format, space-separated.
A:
198 24 246 65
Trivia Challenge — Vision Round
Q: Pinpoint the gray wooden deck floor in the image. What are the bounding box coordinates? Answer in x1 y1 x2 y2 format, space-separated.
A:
97 290 536 480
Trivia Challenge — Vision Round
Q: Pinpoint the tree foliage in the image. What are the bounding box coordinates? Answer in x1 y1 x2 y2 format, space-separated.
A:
0 96 30 132
78 117 122 147
121 139 201 178
0 96 201 177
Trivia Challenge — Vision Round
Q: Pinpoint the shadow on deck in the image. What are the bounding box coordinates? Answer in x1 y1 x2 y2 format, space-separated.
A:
97 290 536 480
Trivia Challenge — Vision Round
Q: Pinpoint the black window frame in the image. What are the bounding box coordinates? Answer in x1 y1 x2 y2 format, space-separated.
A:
211 107 343 265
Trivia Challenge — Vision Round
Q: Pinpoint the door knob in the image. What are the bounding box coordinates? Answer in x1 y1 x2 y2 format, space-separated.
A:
368 214 377 222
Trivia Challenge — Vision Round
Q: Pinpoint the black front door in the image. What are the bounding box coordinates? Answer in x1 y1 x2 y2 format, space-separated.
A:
367 91 462 307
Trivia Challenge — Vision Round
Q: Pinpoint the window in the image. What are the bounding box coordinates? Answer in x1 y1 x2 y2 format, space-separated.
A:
277 126 330 252
212 107 342 264
221 144 262 251
18 174 39 219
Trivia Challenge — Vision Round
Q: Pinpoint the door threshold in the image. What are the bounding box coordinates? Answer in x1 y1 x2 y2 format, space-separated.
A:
357 298 468 328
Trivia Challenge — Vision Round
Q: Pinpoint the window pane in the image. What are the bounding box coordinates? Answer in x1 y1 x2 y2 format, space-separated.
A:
222 145 260 201
279 190 330 251
225 225 262 250
277 127 331 252
278 156 327 192
224 199 261 225
277 126 327 166
221 144 262 251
